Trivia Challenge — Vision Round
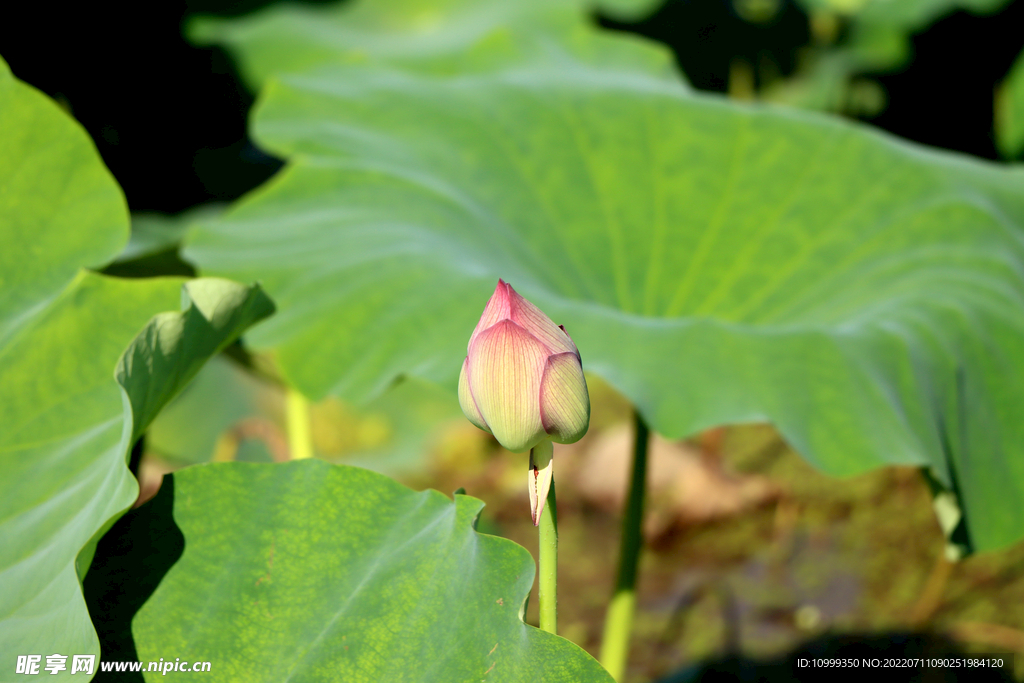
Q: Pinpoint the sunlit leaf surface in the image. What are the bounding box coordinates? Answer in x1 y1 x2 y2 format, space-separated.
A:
133 460 613 683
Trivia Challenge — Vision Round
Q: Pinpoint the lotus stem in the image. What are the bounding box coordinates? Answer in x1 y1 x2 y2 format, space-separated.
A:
600 410 650 681
285 387 313 460
535 441 558 635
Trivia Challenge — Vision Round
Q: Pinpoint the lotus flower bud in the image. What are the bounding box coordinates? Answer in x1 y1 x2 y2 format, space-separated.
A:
458 279 590 454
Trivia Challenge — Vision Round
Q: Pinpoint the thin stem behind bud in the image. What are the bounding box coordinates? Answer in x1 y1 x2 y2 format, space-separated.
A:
286 387 313 460
534 441 558 635
600 410 649 680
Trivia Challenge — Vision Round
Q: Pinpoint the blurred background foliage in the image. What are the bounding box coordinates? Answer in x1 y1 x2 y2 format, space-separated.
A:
3 1 1024 681
1 0 1021 217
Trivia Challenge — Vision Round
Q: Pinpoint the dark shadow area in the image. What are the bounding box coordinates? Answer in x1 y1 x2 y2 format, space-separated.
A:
100 249 198 280
127 437 146 478
0 1 293 213
655 631 1016 682
82 476 184 682
871 1 1024 160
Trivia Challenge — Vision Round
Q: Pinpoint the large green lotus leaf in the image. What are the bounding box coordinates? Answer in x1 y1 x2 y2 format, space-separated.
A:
0 55 274 677
0 275 272 673
188 0 675 92
996 48 1024 160
133 460 612 682
186 60 1024 552
0 61 123 345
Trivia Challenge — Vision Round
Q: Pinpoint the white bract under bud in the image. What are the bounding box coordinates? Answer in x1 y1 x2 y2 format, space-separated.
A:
458 279 590 454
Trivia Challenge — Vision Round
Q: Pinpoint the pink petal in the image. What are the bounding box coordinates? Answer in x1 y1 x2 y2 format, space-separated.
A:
505 283 577 355
467 319 548 453
468 279 512 350
458 356 489 433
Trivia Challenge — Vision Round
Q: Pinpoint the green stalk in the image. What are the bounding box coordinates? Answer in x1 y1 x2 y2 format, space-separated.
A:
537 446 558 635
600 410 650 681
285 386 313 460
